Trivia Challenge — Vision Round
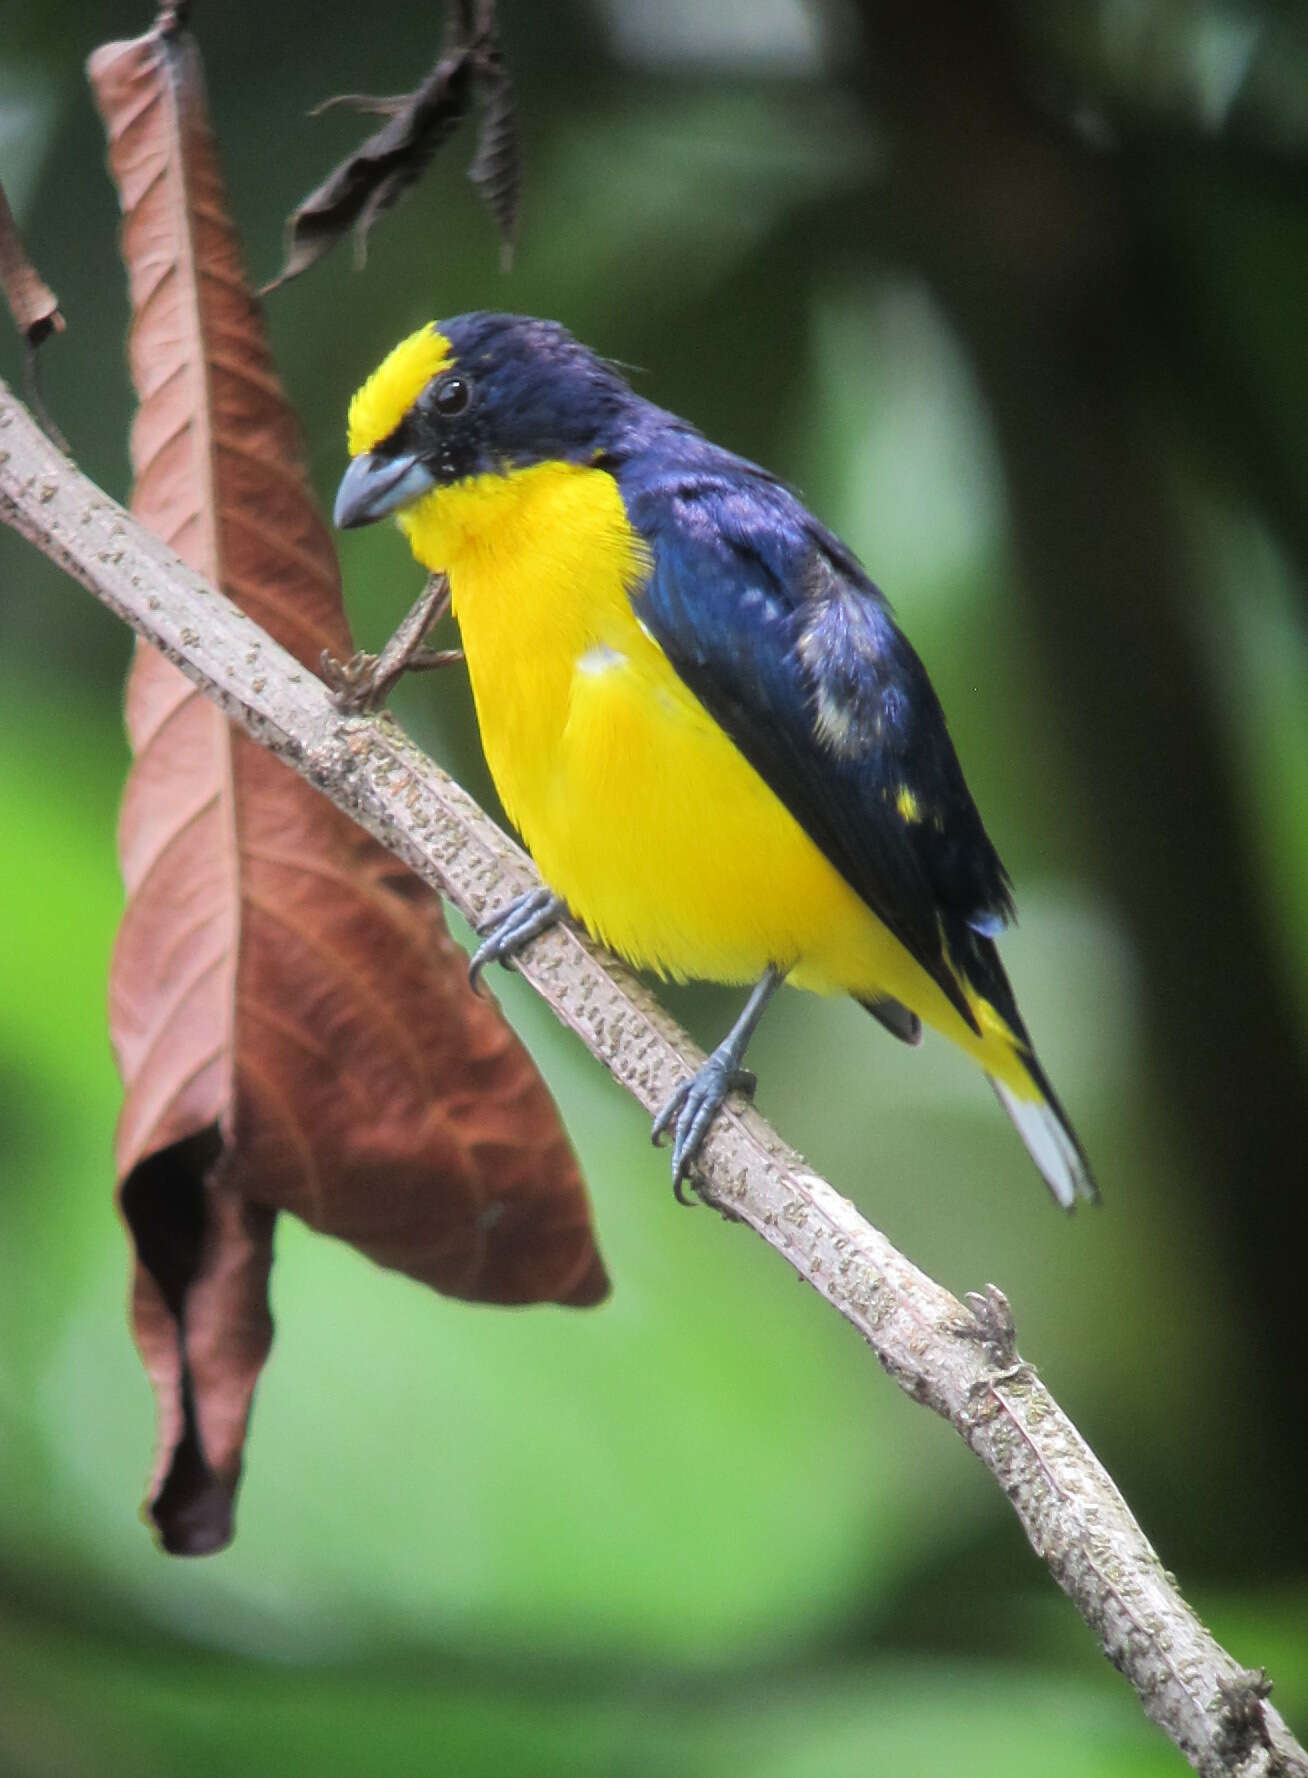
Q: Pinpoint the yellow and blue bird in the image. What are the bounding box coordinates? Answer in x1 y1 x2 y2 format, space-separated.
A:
334 314 1095 1207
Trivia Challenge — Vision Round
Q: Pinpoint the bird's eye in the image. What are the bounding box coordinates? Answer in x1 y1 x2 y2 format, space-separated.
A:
432 373 472 417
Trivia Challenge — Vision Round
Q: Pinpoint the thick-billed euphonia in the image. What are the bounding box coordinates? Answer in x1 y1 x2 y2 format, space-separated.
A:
334 314 1095 1207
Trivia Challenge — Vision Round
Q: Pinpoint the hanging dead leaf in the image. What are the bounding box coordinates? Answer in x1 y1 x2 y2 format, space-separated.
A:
0 176 67 447
88 14 605 1558
467 51 520 269
263 0 519 292
0 177 63 345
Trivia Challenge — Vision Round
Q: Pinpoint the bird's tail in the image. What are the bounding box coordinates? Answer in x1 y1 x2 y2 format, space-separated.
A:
955 930 1098 1209
988 1049 1098 1210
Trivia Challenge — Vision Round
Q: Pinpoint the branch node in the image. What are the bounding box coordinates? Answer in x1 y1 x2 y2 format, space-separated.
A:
1215 1668 1274 1764
960 1282 1019 1366
322 572 456 711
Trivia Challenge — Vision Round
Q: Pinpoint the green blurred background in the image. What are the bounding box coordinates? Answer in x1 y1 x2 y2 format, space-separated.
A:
2 1 1307 1772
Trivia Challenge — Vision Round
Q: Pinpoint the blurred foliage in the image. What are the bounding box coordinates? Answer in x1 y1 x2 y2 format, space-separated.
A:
2 0 1307 1773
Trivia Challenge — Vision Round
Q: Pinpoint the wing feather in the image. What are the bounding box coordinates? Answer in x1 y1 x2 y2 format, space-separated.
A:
621 455 1014 1032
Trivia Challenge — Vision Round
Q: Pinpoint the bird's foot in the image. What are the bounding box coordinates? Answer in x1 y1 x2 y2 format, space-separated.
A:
469 888 567 990
652 1056 757 1204
651 965 784 1202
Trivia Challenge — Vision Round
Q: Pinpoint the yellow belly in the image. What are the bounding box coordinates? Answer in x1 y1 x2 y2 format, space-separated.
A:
399 460 1019 1079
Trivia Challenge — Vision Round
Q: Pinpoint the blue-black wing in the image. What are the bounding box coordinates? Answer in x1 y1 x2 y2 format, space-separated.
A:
621 453 1019 1036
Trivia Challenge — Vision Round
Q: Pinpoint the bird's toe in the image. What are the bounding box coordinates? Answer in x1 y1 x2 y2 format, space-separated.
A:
654 1057 755 1202
468 888 566 988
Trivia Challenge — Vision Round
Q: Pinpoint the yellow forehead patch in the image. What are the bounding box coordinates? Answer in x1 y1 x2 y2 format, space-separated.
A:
346 324 452 456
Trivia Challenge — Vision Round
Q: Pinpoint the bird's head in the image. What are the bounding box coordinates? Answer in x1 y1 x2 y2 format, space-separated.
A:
333 312 636 531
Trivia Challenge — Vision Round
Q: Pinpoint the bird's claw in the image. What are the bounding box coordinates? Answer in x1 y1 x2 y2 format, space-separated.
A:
652 1058 757 1203
468 889 566 990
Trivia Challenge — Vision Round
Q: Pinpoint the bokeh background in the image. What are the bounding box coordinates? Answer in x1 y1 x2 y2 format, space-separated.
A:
3 1 1307 1773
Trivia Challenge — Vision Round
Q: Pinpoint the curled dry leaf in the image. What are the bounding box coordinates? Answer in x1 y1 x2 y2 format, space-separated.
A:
263 0 519 292
467 53 521 270
0 176 67 447
0 177 64 346
88 17 605 1558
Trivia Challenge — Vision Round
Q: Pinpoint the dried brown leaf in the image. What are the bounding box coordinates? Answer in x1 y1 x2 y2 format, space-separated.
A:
88 18 605 1556
467 55 520 267
263 1 517 293
0 177 64 345
0 176 67 447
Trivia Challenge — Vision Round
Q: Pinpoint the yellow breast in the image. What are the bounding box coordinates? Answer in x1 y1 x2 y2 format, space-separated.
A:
397 460 1014 1075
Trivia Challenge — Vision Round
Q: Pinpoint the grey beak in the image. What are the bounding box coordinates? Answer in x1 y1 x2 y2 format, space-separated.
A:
333 450 437 529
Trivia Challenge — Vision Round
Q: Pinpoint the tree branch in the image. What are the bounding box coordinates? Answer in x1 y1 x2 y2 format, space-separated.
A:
2 376 1302 1778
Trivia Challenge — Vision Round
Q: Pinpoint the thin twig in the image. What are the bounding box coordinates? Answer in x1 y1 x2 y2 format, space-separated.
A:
1 376 1302 1778
320 571 461 711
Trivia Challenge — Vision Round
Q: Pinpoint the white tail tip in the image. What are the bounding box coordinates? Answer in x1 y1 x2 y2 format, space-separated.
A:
990 1077 1097 1209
